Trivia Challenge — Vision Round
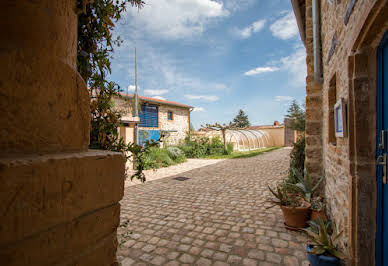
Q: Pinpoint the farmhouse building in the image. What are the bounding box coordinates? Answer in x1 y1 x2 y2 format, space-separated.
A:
114 93 193 146
292 0 388 265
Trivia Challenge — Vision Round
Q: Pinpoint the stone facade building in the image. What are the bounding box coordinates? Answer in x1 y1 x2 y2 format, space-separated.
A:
292 0 388 265
114 94 193 145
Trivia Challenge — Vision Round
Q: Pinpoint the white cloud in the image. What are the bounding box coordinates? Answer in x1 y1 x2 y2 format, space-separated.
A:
235 19 266 39
127 0 229 39
144 89 169 96
275 96 294 102
279 47 306 87
193 107 206 112
127 85 136 92
152 96 166 100
185 94 219 101
244 66 280 76
243 47 306 87
223 0 256 11
270 11 299 40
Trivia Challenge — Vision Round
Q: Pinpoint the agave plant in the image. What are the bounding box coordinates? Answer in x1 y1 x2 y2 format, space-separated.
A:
285 168 324 202
267 184 301 207
304 219 346 259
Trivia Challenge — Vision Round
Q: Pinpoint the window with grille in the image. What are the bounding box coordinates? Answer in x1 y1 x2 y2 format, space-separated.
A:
139 104 159 127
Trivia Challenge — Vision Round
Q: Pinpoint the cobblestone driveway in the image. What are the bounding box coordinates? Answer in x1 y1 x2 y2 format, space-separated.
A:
117 148 309 266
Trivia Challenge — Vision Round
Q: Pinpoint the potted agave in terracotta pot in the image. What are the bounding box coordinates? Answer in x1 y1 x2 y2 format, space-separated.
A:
268 184 311 229
304 219 346 266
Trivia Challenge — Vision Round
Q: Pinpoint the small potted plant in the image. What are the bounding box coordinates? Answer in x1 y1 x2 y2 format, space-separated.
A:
310 197 327 221
268 183 311 229
304 219 346 266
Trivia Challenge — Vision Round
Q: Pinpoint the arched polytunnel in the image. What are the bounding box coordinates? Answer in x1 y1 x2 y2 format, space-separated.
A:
225 129 273 152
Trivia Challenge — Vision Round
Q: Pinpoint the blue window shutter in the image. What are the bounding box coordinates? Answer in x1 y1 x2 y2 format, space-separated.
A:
140 104 158 127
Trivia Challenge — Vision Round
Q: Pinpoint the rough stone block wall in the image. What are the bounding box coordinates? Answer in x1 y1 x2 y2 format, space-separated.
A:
158 105 190 145
303 0 388 264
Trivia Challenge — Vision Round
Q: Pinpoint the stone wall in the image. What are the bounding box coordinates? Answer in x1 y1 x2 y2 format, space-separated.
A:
0 1 125 265
157 104 190 145
301 0 388 264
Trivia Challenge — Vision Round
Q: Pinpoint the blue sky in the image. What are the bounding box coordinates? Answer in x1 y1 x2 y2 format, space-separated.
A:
109 0 306 129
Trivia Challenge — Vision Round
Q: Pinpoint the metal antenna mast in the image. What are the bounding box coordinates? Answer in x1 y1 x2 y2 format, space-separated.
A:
134 47 139 117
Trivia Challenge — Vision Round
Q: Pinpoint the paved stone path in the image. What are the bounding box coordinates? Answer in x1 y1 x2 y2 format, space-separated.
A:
117 148 309 266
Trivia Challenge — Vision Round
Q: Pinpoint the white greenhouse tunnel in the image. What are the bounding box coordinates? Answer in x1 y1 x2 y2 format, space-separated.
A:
225 129 273 152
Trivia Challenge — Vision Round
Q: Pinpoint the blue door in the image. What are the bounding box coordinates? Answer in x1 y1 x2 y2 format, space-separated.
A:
376 30 388 266
138 130 160 147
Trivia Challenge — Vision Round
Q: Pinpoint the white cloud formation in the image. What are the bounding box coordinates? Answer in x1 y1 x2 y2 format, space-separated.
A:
244 66 280 76
185 94 219 101
223 0 256 11
279 47 306 87
235 19 266 39
152 96 166 100
127 85 136 92
275 96 294 102
144 89 169 96
193 107 206 112
243 47 306 87
127 0 229 39
269 11 299 40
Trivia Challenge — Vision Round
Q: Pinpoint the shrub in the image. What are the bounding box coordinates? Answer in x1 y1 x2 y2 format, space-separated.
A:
226 143 234 155
141 146 186 170
288 136 305 183
167 146 186 163
208 137 225 155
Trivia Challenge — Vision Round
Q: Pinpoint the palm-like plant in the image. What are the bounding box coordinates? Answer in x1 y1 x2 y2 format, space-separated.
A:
285 168 324 202
304 219 346 259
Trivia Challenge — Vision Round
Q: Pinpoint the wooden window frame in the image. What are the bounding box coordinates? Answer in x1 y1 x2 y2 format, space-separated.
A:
168 110 174 121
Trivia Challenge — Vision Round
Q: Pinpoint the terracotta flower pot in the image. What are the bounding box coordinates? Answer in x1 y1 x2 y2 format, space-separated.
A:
311 210 327 222
280 203 311 228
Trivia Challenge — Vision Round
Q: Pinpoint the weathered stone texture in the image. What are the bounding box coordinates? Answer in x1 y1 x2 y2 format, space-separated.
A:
0 151 124 246
0 1 125 265
0 1 90 154
301 0 388 264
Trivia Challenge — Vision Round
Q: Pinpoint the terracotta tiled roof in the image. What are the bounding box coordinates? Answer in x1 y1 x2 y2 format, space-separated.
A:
119 92 194 109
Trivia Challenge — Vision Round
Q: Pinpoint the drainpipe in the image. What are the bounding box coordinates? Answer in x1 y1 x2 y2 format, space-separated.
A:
312 0 323 83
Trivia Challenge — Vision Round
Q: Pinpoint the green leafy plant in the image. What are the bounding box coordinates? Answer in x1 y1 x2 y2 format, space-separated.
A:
76 0 160 182
304 219 346 259
288 136 305 183
285 168 324 202
202 122 239 153
226 142 234 155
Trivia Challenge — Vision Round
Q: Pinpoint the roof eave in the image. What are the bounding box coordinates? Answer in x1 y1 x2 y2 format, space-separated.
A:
291 0 306 46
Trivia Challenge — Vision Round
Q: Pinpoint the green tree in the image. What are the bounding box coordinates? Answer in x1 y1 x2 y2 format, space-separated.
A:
77 0 158 182
233 109 250 128
285 100 305 131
